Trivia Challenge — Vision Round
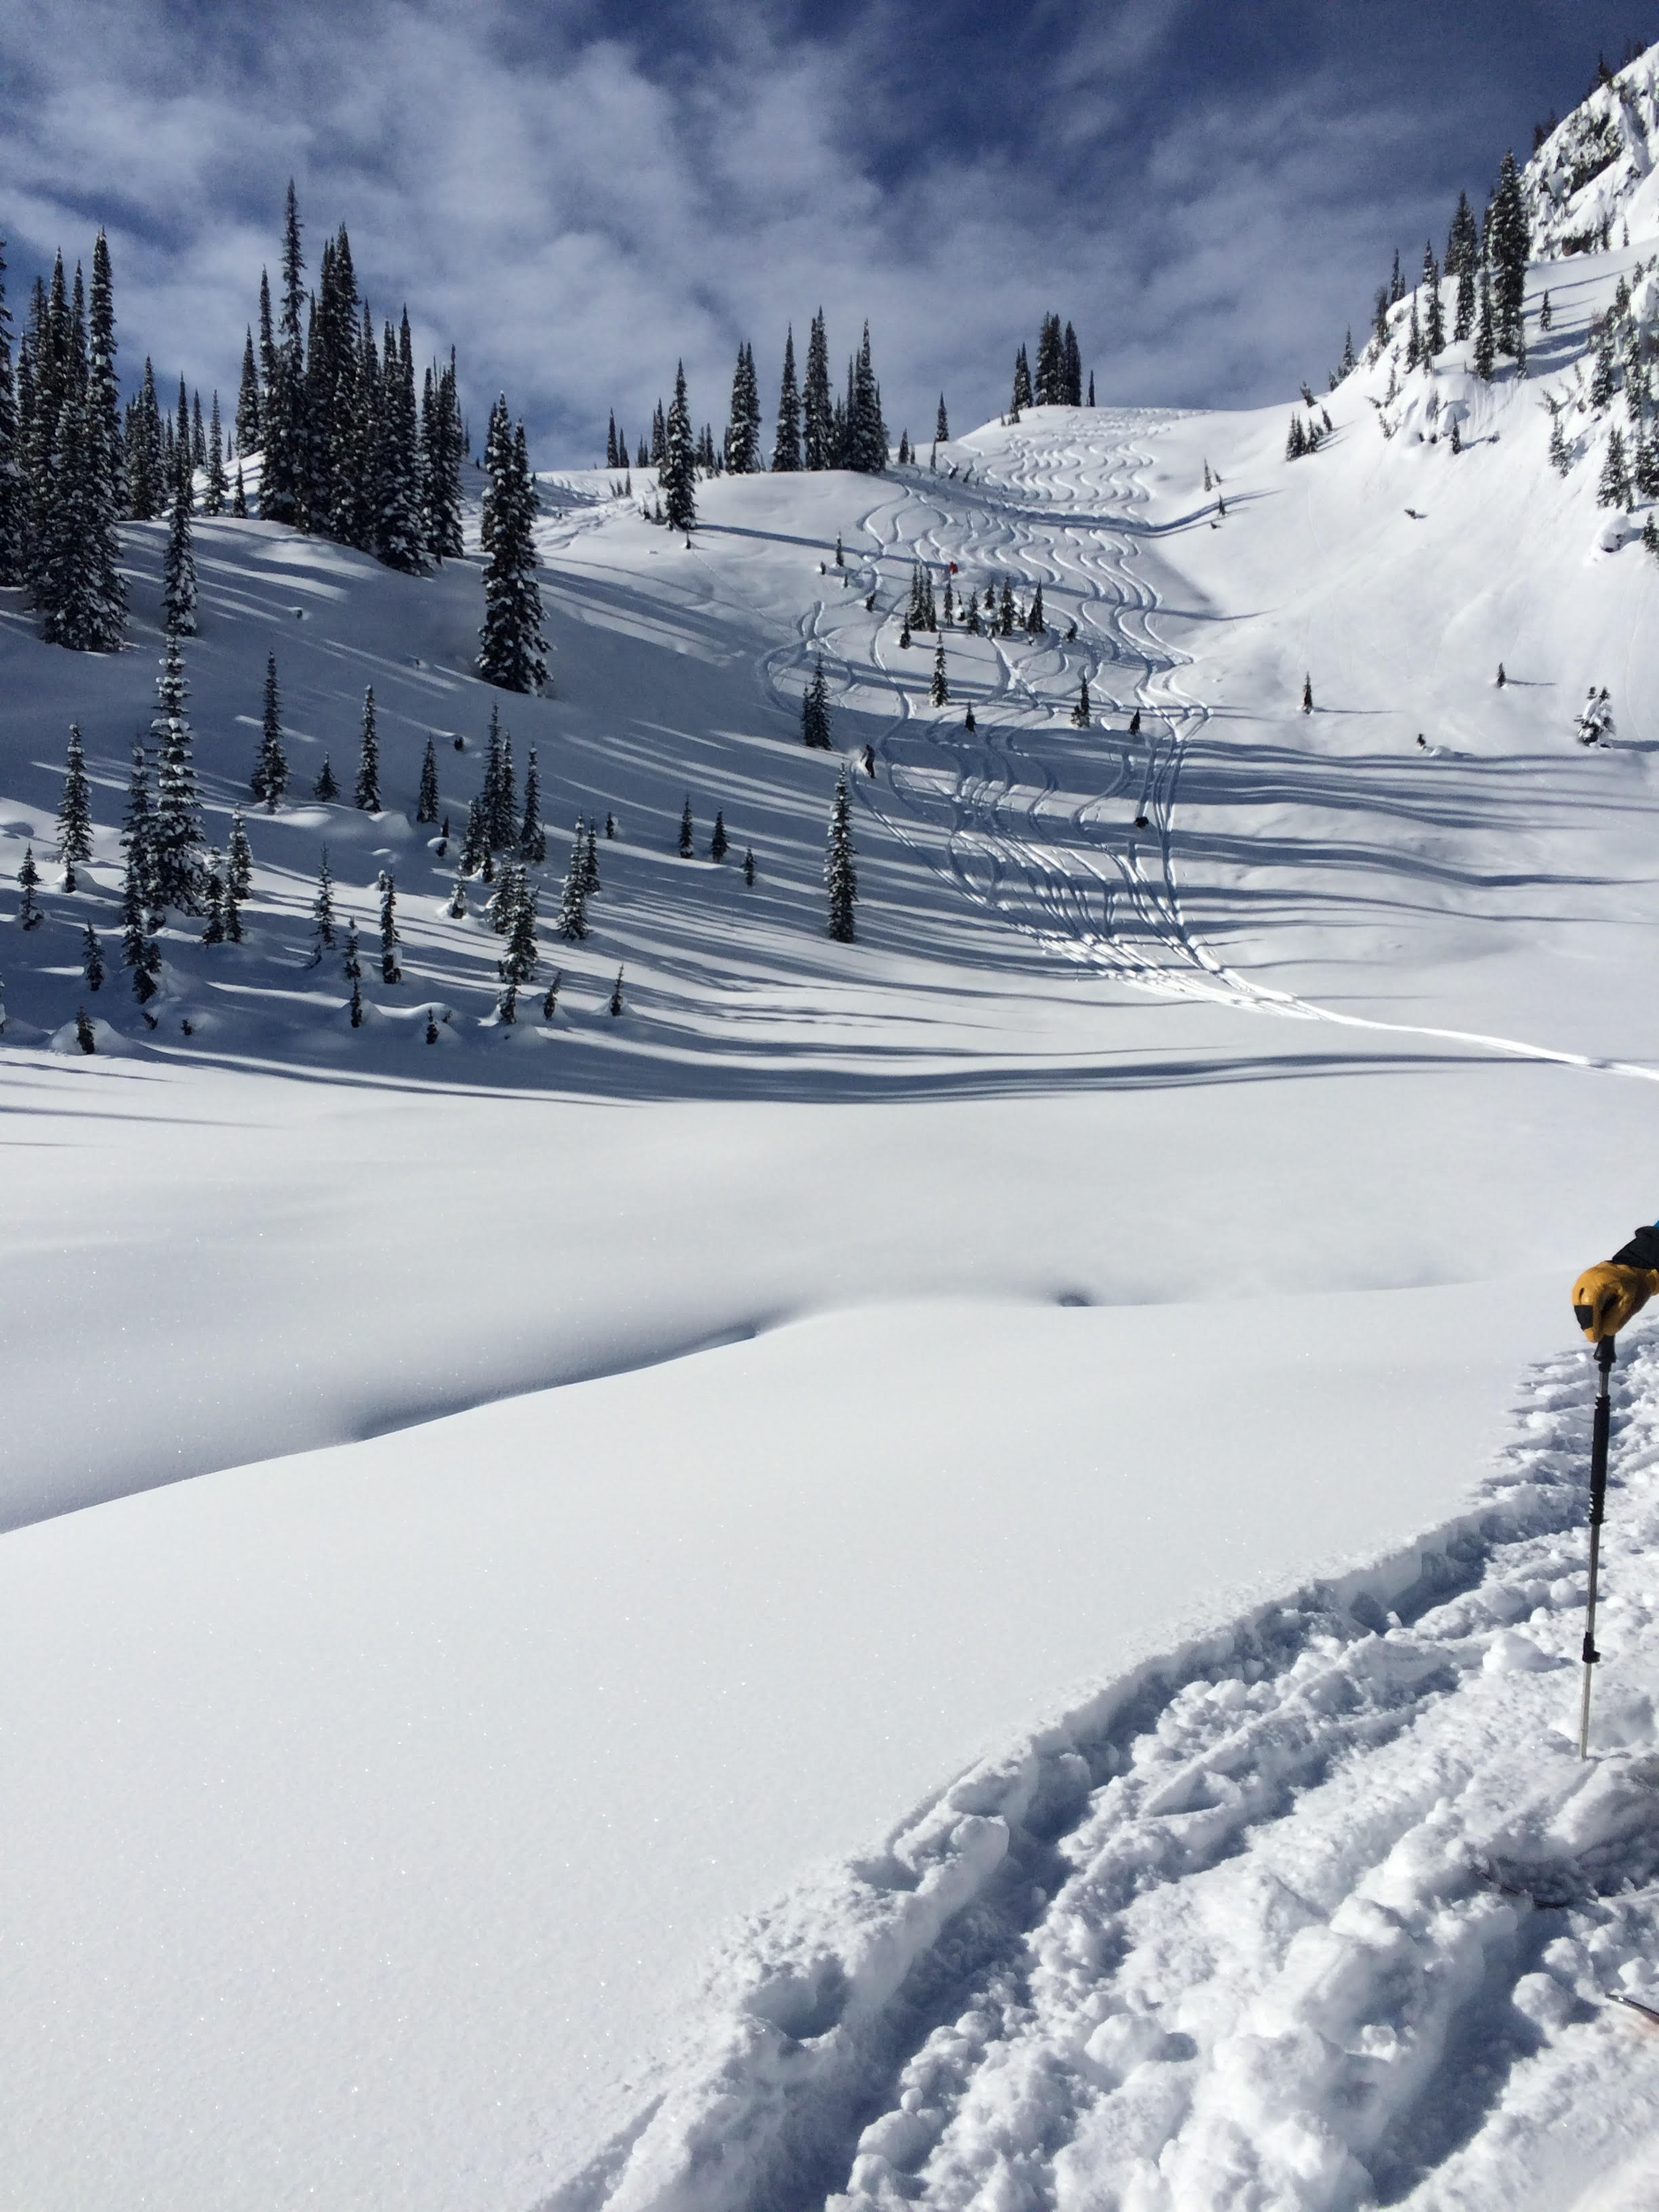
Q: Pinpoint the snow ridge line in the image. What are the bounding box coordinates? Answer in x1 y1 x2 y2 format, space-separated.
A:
541 1333 1626 2212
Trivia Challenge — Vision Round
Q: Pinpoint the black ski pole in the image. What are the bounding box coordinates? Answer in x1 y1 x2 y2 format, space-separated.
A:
1578 1334 1617 1761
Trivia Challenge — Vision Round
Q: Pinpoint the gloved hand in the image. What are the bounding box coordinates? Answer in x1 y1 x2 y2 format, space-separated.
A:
1573 1261 1659 1342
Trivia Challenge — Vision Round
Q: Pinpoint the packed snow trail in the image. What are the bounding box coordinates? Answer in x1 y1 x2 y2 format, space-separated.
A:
556 1325 1659 2212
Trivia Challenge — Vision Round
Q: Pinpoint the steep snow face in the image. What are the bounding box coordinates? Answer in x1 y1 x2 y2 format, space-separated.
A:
1528 47 1659 255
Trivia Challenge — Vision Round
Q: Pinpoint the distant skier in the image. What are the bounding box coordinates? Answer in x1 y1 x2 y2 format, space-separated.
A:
1576 687 1614 745
1416 733 1427 750
1496 662 1507 688
862 745 876 778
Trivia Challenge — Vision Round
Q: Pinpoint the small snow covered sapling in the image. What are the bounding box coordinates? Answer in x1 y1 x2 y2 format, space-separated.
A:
17 846 42 928
801 659 832 749
542 969 562 1019
1071 677 1090 727
583 825 600 895
1301 676 1314 715
825 769 857 944
425 1010 440 1044
344 920 363 1026
57 724 93 876
447 874 468 920
710 810 729 862
226 813 251 943
312 847 336 951
201 851 226 944
1496 663 1507 689
253 652 289 813
83 924 104 991
75 1006 96 1054
314 755 340 801
605 813 617 840
678 797 695 857
899 623 912 649
354 687 382 812
609 966 625 1016
743 848 755 887
834 534 844 568
964 705 977 733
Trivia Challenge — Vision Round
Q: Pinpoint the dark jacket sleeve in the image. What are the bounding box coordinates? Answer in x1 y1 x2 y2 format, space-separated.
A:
1611 1224 1659 1269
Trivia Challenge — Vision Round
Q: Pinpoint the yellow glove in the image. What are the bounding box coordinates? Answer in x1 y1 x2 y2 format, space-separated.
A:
1572 1262 1659 1342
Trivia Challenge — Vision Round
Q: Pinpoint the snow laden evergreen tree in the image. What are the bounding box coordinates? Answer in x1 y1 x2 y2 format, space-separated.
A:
313 753 339 800
520 748 544 861
844 325 887 472
582 821 600 895
203 392 226 514
1473 272 1496 382
661 361 697 531
222 813 250 943
824 768 857 943
374 310 426 572
235 328 260 454
1421 244 1446 357
803 310 833 470
1063 322 1082 406
422 350 464 560
930 640 948 705
1071 676 1090 726
56 722 92 873
344 920 363 1026
1027 582 1046 636
312 845 336 951
378 875 401 983
200 850 226 945
1034 313 1065 406
16 844 41 928
260 184 309 527
119 747 159 1001
710 808 729 862
772 328 802 471
82 924 104 991
1599 425 1633 510
1011 344 1033 414
416 737 438 823
354 685 381 810
499 870 538 998
554 834 590 941
0 239 24 587
1488 150 1530 359
252 651 289 810
724 342 761 474
935 394 949 443
1446 191 1479 341
801 656 832 748
152 630 204 912
162 469 198 636
478 399 548 691
678 794 695 857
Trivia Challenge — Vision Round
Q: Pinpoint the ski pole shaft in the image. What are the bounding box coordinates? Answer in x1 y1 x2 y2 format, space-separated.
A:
1578 1334 1616 1760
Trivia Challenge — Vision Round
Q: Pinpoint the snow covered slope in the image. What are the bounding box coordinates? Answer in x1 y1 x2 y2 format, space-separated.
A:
13 60 1659 2207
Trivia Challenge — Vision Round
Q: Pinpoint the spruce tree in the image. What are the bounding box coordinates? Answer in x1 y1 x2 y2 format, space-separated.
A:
846 325 887 472
1422 245 1446 357
520 748 544 861
554 836 589 939
825 769 857 943
236 328 260 453
678 794 695 856
56 722 92 869
75 1006 96 1052
417 736 438 823
120 751 159 1000
423 351 465 560
354 685 381 809
609 966 625 1017
152 630 203 912
260 182 309 528
379 874 401 982
0 239 22 586
1488 150 1530 356
200 851 226 945
710 808 729 861
345 920 363 1026
541 968 561 1018
314 754 340 800
935 394 949 442
252 651 289 810
661 361 697 531
1035 312 1063 406
930 640 948 705
232 462 247 518
226 811 251 940
86 232 123 528
312 846 336 949
1011 344 1032 413
17 844 41 928
204 392 226 513
1549 411 1572 476
725 342 761 474
1071 676 1090 726
1063 323 1082 405
478 407 547 691
499 869 538 991
1591 325 1618 409
743 846 755 886
772 329 802 471
801 656 832 748
1027 582 1045 636
82 923 104 991
162 469 198 635
1598 426 1633 510
1473 273 1496 381
803 310 832 470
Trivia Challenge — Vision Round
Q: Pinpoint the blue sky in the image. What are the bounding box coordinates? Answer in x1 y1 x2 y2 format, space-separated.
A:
0 1 1651 464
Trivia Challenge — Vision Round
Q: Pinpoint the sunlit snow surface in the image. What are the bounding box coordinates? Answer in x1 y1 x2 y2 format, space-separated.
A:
9 242 1659 2208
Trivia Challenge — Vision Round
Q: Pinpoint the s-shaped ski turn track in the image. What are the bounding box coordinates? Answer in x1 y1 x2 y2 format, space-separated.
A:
761 413 1659 1088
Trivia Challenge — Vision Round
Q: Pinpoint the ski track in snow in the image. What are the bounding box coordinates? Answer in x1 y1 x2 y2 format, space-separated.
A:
756 413 1659 1090
557 1325 1659 2212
